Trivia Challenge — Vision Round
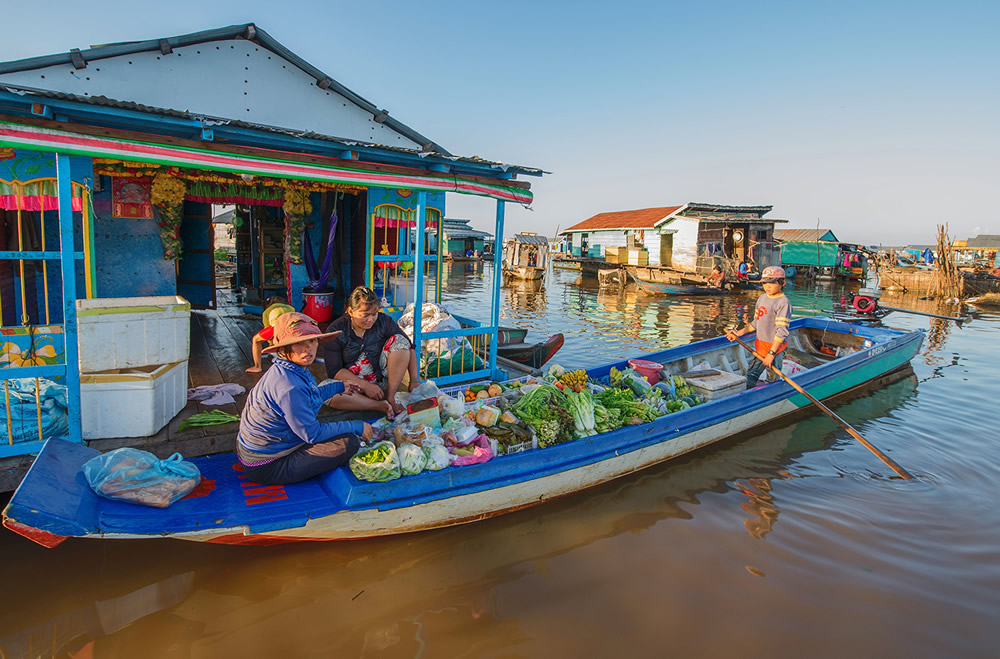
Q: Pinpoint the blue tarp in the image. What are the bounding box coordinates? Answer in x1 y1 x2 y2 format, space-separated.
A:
0 377 71 443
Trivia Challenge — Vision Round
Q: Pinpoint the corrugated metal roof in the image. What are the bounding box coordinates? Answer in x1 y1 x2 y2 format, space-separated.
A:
774 228 838 242
0 24 547 177
0 23 445 154
512 233 548 245
434 218 492 240
966 234 1000 248
0 83 544 176
563 206 684 233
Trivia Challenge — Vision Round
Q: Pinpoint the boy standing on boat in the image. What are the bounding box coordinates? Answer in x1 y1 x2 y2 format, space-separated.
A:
725 266 791 389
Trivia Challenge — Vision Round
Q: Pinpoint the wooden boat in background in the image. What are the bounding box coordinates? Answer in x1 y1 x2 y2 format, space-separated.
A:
502 233 549 280
496 332 564 369
632 276 728 296
4 318 923 547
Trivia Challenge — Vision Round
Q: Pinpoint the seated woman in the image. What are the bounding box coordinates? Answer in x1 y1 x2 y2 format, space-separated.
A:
706 265 726 288
238 312 372 485
322 286 420 416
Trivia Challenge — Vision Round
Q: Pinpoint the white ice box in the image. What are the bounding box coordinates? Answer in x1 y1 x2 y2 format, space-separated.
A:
77 296 190 372
686 370 745 401
80 361 188 439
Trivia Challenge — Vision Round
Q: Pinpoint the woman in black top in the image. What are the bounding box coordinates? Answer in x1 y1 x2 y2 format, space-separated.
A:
322 286 420 416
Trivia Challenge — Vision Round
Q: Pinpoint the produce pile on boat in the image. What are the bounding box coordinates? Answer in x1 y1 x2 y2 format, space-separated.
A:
351 364 704 482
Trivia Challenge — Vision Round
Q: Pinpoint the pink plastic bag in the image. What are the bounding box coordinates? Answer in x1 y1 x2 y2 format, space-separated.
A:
450 434 494 466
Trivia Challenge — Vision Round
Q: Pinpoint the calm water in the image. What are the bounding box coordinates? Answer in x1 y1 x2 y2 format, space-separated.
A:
2 263 999 658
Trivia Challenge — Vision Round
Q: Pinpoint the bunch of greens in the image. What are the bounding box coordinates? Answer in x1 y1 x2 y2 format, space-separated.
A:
596 387 662 425
510 384 574 448
178 410 240 432
565 388 596 437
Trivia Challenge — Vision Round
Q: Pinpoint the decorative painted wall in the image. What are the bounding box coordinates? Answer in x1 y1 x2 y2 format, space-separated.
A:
92 176 177 299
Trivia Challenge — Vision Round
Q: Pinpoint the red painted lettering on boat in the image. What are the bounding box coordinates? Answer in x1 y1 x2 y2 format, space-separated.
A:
242 485 285 496
245 492 289 505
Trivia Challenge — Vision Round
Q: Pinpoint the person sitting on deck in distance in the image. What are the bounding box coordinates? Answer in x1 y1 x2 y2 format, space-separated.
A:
245 296 294 373
238 312 371 485
737 261 749 281
725 266 792 389
706 265 726 288
321 286 420 417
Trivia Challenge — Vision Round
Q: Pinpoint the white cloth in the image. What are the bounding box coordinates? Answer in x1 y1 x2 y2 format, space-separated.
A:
187 384 245 406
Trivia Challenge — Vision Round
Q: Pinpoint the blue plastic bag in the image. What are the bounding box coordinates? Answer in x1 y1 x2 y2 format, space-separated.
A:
82 448 201 508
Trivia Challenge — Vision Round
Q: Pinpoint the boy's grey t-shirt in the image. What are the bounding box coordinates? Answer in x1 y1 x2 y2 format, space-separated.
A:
751 292 791 351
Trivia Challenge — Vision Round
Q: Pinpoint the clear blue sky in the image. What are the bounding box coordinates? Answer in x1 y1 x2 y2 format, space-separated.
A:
3 0 997 245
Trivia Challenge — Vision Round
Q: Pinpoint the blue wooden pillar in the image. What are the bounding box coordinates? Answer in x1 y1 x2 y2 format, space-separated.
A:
57 153 82 443
412 190 426 373
490 200 505 379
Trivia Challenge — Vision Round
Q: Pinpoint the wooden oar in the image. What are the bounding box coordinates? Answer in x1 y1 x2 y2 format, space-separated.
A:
729 335 913 479
878 305 969 322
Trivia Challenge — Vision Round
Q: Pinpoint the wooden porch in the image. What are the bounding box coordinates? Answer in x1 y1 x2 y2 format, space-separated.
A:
0 287 366 492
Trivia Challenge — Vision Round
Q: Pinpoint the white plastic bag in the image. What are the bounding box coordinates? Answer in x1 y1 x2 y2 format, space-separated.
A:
397 442 427 476
423 443 451 471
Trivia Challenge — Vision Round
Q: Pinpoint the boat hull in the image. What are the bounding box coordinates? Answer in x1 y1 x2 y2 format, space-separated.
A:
496 333 564 369
634 277 727 296
503 266 545 280
3 318 924 546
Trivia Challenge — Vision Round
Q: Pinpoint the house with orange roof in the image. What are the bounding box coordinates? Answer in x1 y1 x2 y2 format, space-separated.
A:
561 202 785 274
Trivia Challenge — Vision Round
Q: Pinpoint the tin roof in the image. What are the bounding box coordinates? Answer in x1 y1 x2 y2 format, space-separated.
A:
965 234 1000 249
512 233 548 245
0 24 546 178
563 206 684 233
774 228 839 242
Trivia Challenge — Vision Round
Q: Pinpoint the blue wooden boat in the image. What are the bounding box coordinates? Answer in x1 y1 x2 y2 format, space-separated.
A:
3 318 923 547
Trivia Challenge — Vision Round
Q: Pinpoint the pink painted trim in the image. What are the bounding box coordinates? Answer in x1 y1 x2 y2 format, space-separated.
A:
0 123 534 204
0 195 84 211
373 216 440 229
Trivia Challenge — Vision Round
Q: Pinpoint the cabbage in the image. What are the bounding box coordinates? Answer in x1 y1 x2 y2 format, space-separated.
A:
423 443 451 471
397 442 427 476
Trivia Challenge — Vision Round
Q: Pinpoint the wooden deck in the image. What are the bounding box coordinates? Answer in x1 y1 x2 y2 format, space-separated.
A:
0 288 366 492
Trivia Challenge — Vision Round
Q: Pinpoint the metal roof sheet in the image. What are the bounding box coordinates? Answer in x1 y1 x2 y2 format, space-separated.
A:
0 24 546 177
774 228 839 242
512 233 548 245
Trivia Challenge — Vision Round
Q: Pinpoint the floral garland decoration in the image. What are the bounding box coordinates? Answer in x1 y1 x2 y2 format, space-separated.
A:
282 188 312 265
151 173 187 260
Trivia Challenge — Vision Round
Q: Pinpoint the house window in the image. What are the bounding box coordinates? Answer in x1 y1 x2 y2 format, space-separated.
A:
629 230 645 249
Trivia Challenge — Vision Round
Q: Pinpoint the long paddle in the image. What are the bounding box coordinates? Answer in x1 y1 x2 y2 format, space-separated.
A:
729 335 913 479
878 305 969 323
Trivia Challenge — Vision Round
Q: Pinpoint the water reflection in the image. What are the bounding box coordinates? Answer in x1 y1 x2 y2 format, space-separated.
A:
0 370 920 657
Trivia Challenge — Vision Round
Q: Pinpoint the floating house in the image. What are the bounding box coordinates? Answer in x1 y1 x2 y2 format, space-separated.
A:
0 23 542 465
431 218 493 259
561 203 784 274
774 228 868 280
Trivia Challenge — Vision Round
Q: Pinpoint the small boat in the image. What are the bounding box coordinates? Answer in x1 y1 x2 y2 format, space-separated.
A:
496 332 565 369
632 276 728 296
4 317 923 547
501 233 549 280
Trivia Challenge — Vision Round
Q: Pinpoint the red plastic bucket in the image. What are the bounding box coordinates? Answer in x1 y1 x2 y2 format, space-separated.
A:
628 359 663 384
302 289 334 324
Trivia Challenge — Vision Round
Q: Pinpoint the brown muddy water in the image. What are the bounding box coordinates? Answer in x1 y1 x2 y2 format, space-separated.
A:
2 263 998 658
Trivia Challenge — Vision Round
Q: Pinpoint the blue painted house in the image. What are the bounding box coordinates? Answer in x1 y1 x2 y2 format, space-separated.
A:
0 23 542 458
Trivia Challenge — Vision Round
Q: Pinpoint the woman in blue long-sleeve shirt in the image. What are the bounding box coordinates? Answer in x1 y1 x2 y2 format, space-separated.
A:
238 312 373 484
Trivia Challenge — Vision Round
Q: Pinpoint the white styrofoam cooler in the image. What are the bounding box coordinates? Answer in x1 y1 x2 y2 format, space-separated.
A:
81 361 188 439
77 296 190 372
686 370 746 401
